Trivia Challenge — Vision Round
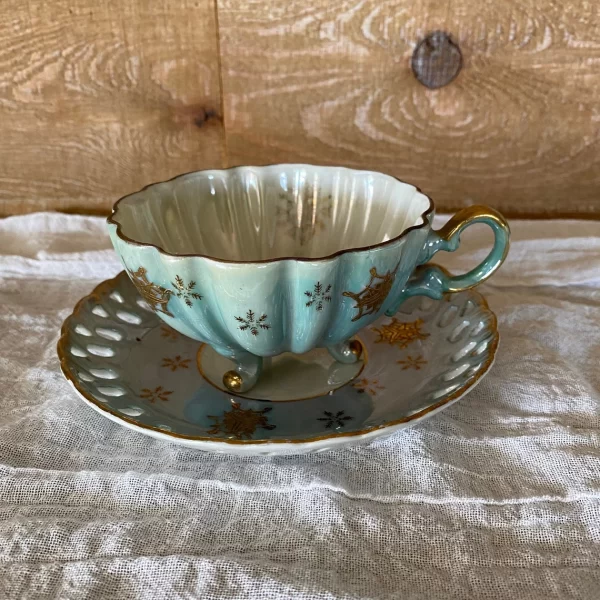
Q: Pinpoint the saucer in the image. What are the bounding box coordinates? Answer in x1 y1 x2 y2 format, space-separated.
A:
58 271 498 455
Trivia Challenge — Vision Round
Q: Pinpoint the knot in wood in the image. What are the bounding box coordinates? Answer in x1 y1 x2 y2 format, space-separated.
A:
411 31 462 89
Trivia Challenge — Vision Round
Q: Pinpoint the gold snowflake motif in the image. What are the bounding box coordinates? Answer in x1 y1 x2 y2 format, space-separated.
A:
343 264 399 322
235 310 271 336
352 377 385 396
172 275 202 307
397 355 427 370
128 267 173 317
161 355 191 372
276 192 333 246
160 325 178 340
305 281 332 311
371 317 429 349
139 386 173 403
208 402 275 440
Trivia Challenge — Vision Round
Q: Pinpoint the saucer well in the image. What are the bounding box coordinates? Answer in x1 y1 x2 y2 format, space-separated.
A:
58 271 498 455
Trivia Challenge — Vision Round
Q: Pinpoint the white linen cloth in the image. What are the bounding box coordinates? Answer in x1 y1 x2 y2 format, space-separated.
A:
0 212 599 600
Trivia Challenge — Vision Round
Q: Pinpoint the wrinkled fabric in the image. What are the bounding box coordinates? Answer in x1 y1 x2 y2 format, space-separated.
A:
0 212 599 600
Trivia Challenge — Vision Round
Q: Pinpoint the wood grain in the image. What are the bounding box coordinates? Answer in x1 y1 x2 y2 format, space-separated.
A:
218 0 600 217
0 0 225 216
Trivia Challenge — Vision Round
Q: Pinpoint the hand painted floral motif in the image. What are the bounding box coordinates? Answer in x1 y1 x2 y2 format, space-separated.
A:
371 317 429 348
160 325 179 340
139 386 173 403
172 275 202 307
128 267 173 317
235 310 271 336
276 193 333 246
305 282 332 311
397 355 427 370
161 355 191 372
208 402 275 439
352 377 385 396
343 264 399 321
318 410 353 429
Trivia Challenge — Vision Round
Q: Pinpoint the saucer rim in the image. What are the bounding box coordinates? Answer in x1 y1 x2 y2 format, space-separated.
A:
107 163 435 264
58 271 499 448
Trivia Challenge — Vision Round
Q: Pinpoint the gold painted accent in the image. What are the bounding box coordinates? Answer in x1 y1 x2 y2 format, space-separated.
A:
349 339 363 359
223 370 243 393
195 339 368 403
318 410 353 429
436 205 510 292
305 281 332 311
172 275 202 307
372 317 429 348
343 264 399 322
235 310 271 336
352 377 385 397
139 386 173 403
397 355 427 370
58 270 498 446
208 401 275 439
160 325 178 340
128 267 173 317
161 355 191 372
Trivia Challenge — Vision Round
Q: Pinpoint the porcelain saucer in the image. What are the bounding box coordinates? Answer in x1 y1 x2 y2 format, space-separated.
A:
58 271 498 455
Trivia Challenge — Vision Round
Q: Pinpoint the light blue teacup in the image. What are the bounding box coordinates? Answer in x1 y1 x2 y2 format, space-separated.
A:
108 164 509 392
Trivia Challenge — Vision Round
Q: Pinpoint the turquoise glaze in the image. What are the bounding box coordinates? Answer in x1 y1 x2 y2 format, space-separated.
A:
385 208 511 315
107 165 510 392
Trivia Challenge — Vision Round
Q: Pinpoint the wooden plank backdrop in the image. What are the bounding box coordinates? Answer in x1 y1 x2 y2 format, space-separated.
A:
219 0 600 217
0 0 225 215
1 0 599 217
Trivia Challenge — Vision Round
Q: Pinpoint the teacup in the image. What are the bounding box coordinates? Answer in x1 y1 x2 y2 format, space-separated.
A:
107 164 509 393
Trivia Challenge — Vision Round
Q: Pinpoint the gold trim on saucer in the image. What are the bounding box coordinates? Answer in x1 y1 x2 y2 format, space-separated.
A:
57 271 499 446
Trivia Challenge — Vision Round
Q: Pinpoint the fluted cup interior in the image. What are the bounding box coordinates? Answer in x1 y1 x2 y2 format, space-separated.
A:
110 165 432 262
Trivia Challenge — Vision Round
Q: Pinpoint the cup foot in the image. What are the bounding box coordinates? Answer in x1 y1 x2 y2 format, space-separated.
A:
327 339 363 364
221 353 263 393
223 370 244 393
198 342 365 401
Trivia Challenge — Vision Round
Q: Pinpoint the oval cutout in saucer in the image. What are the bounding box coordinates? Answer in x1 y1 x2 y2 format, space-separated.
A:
57 271 498 455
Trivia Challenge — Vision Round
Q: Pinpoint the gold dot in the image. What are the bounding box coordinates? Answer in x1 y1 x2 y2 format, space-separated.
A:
349 340 363 359
223 370 243 392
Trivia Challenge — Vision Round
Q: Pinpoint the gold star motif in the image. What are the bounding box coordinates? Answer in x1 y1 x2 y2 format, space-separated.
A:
161 355 191 372
352 377 385 396
397 355 427 370
160 325 178 340
139 386 173 403
371 318 429 348
208 402 275 440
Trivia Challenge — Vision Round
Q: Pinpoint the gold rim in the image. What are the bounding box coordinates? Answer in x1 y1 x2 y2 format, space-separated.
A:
195 339 368 403
436 205 511 292
107 164 435 264
57 272 499 446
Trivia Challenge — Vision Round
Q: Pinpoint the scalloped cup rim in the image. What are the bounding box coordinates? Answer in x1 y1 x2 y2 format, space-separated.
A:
107 163 435 264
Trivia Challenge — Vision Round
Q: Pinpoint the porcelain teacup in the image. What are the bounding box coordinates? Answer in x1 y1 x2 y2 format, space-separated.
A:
107 164 509 393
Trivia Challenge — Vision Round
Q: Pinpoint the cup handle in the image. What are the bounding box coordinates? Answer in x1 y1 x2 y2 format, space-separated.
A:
386 205 510 316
